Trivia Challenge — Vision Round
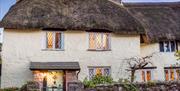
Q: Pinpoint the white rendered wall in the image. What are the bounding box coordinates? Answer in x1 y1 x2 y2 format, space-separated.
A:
140 43 180 81
1 29 140 88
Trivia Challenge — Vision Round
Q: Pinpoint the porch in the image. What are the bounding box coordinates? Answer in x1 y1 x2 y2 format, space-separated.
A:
30 62 80 91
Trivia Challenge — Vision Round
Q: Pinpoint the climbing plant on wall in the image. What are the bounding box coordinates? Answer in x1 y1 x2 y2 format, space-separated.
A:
175 51 180 60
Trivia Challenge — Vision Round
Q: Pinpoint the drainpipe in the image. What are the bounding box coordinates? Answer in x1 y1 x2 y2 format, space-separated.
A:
76 69 81 80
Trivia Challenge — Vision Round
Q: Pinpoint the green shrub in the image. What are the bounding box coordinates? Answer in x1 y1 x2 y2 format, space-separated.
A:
0 87 19 91
20 81 40 91
83 75 113 88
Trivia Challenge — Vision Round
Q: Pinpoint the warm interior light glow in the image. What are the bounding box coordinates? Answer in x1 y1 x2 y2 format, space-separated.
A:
33 70 63 89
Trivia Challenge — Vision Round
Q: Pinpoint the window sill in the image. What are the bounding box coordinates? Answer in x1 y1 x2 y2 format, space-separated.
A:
87 49 111 51
160 51 176 53
41 49 64 51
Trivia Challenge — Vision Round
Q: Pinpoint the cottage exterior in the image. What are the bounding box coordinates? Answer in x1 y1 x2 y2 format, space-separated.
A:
0 0 180 91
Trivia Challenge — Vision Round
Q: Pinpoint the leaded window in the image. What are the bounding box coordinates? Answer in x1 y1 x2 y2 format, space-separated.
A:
88 67 111 79
46 32 64 50
89 33 110 50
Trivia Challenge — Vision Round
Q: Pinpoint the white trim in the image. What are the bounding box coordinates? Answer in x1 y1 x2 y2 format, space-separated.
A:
43 31 64 51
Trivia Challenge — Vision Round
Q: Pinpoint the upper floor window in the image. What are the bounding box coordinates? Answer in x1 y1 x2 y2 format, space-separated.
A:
159 41 178 52
165 68 180 81
88 66 111 79
89 32 111 50
45 31 64 50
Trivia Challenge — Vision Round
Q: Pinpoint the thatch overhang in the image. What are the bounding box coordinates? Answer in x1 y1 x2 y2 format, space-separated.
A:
124 2 180 42
0 0 144 34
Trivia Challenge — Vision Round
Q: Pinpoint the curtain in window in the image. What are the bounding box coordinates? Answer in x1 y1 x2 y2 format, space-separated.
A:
55 33 61 49
146 71 151 81
170 69 175 80
165 70 169 81
142 71 145 82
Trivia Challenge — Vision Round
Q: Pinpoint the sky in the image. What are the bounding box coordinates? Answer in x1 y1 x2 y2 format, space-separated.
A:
0 0 180 43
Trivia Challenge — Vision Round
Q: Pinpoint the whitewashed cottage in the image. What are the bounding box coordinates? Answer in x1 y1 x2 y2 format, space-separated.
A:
0 0 180 91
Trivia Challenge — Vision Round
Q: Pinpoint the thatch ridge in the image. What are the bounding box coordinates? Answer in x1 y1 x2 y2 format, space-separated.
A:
0 0 144 34
124 2 180 42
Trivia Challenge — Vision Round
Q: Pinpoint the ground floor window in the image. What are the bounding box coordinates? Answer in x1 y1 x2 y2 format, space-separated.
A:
33 70 64 91
136 68 156 82
88 66 111 79
141 70 152 82
164 68 180 81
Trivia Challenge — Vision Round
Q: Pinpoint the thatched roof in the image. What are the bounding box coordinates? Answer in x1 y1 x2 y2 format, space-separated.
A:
0 0 143 34
124 2 180 42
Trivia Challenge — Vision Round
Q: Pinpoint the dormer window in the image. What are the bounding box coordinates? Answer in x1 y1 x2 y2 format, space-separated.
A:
159 41 178 52
88 32 111 51
45 31 64 50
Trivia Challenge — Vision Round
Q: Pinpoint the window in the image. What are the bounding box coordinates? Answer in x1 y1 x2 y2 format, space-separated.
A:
45 32 64 50
141 70 153 82
88 67 111 79
164 69 180 81
159 41 178 52
89 32 110 50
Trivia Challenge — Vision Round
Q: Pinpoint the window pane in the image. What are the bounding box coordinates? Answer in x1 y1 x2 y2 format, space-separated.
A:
55 33 61 49
89 33 96 49
46 32 53 48
89 69 94 79
96 68 102 76
170 69 175 80
96 33 102 49
104 68 110 76
176 70 180 80
164 41 170 52
102 34 109 50
146 71 151 81
165 70 169 81
159 42 164 52
142 71 145 82
171 41 175 52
